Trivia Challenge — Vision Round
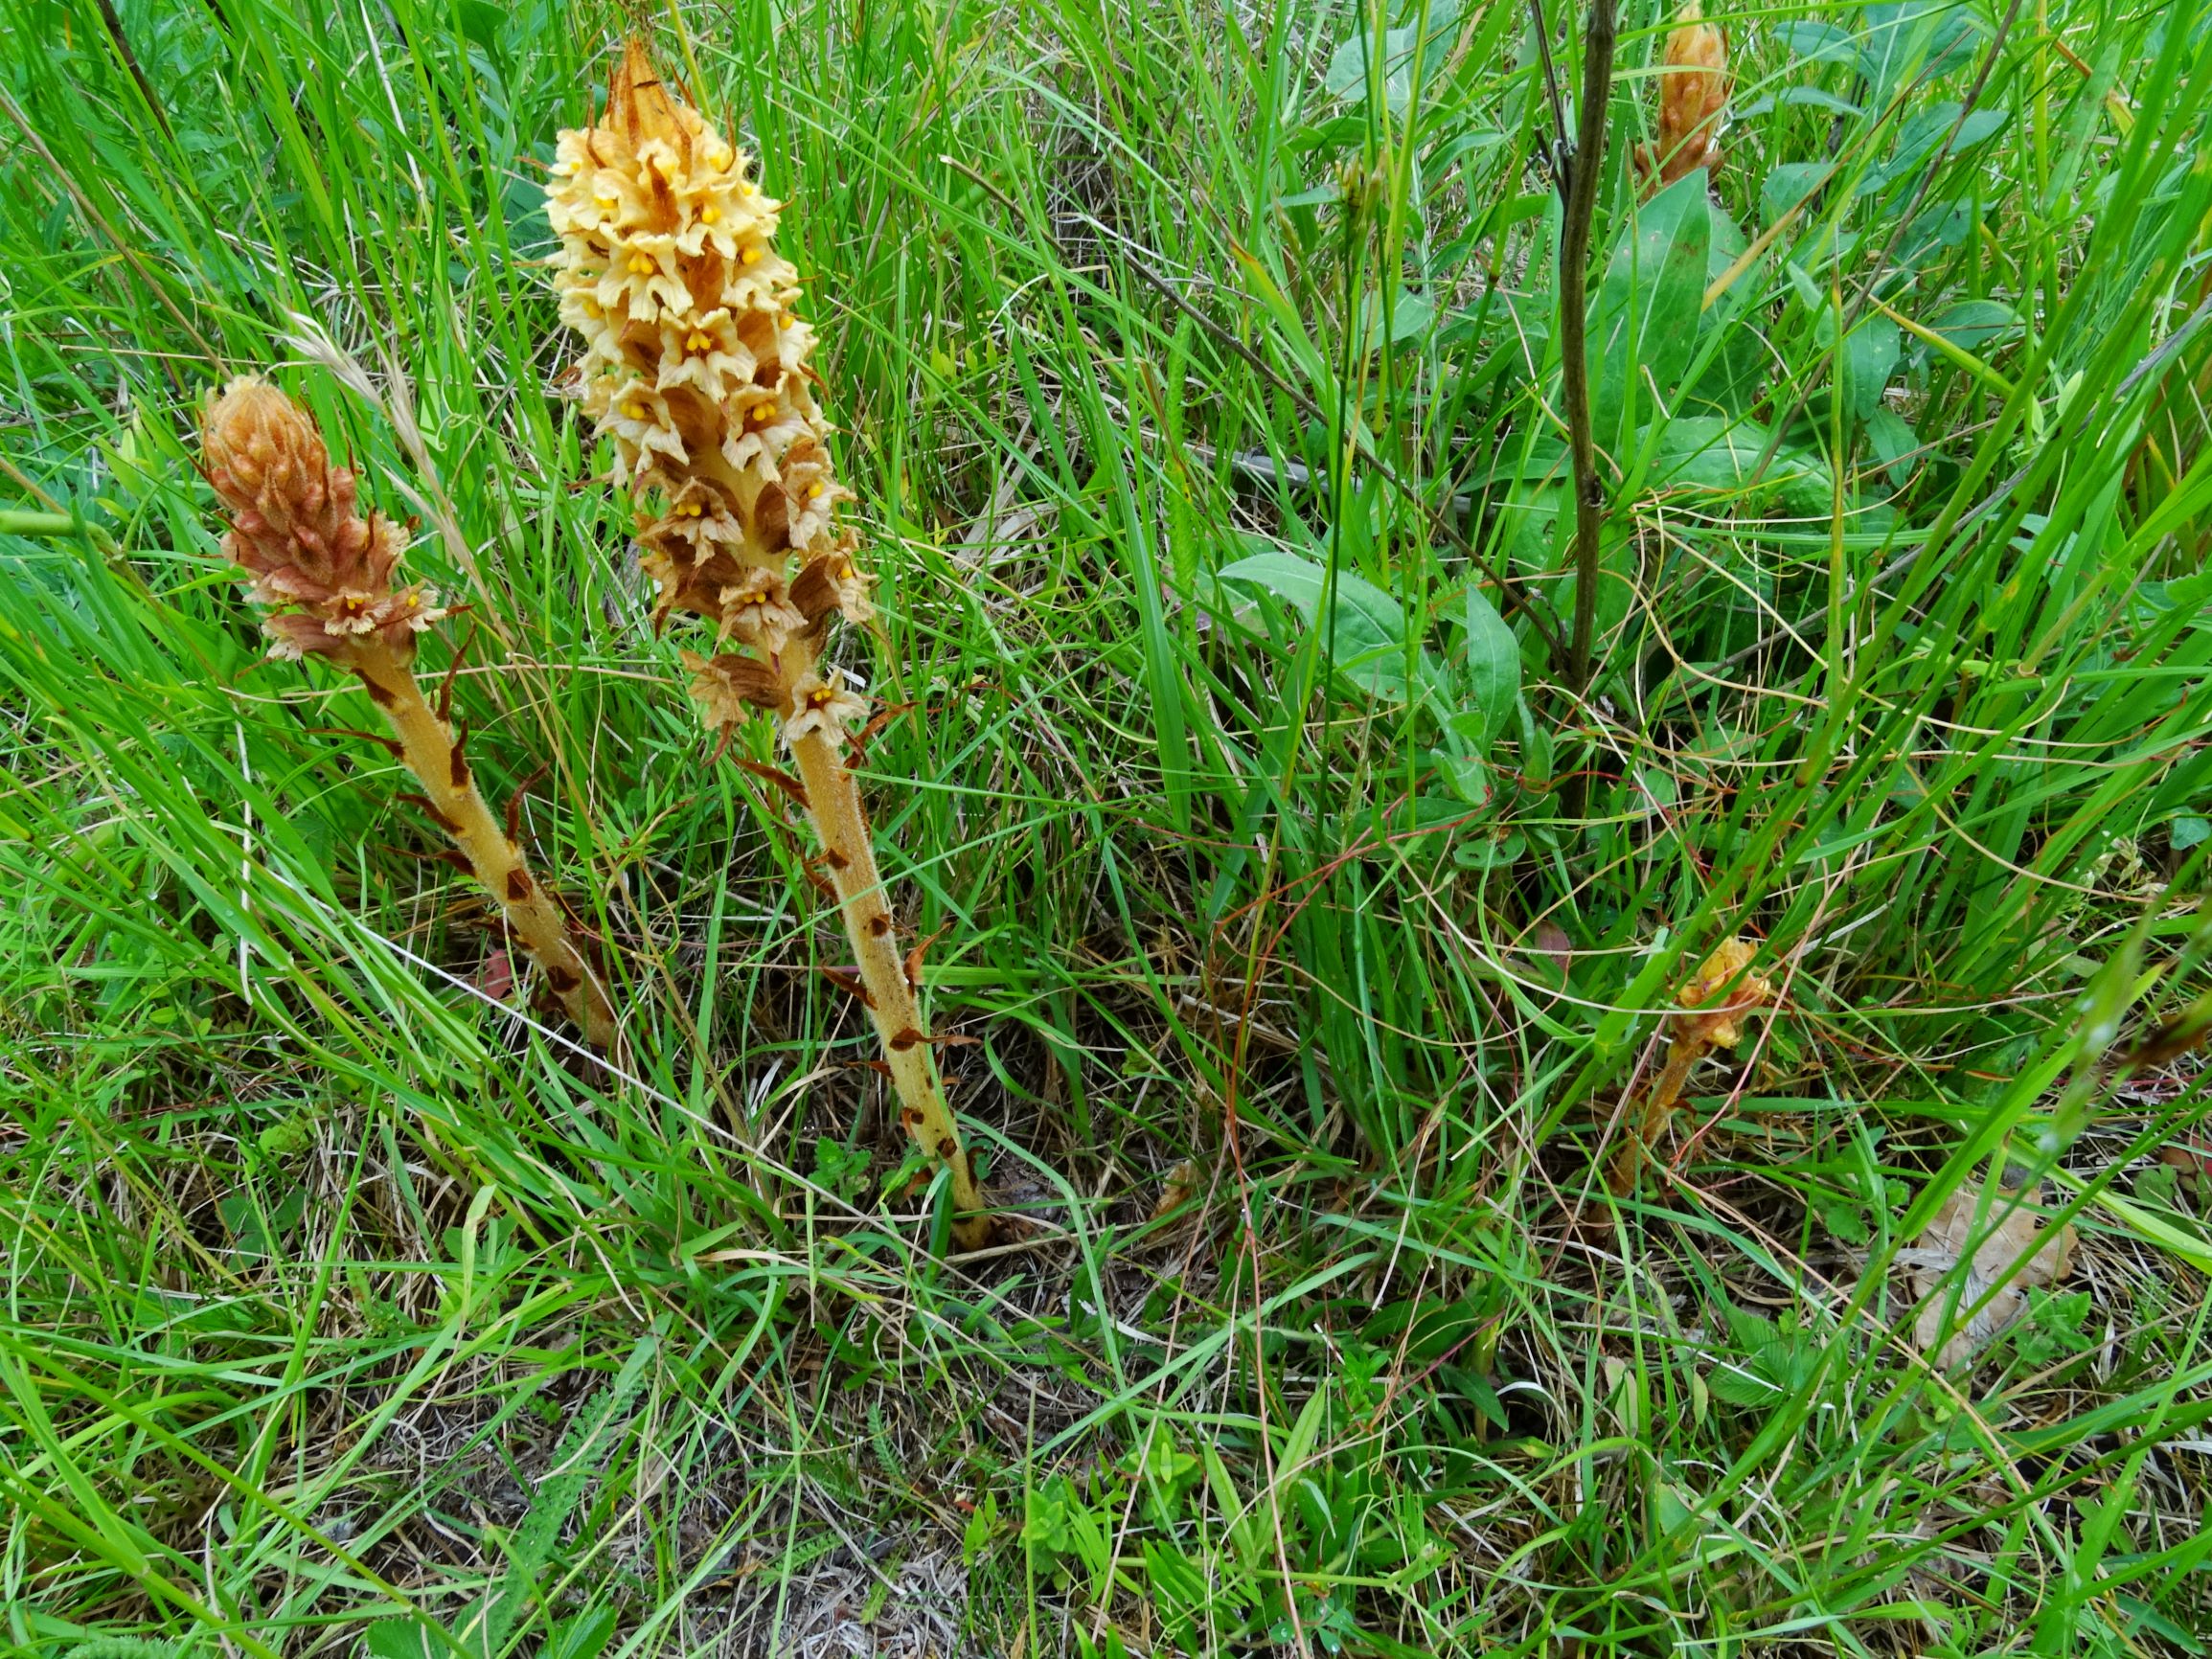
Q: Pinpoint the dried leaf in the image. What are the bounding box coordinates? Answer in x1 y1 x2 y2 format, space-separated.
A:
1150 1158 1202 1223
1532 921 1572 978
1903 1180 2078 1368
476 947 514 1003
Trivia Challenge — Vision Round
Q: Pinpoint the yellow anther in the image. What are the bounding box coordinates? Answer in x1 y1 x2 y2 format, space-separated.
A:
686 330 713 352
700 206 721 225
596 193 618 208
748 402 772 423
805 482 825 500
627 253 654 275
740 245 764 266
710 147 734 170
740 181 757 196
778 311 796 330
622 401 645 420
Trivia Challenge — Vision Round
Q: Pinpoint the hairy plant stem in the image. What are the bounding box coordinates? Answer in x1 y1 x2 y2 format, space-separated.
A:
786 724 988 1250
1556 0 1620 820
349 640 616 1049
1608 1035 1704 1195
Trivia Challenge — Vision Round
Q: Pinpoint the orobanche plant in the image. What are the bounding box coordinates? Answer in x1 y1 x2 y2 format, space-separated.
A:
546 42 987 1244
201 376 618 1049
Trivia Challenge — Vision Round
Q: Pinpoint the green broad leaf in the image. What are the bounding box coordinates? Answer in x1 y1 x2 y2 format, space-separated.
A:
1861 102 2008 195
2171 815 2212 851
1652 417 1836 518
1590 171 1712 439
1358 287 1435 349
1841 316 1902 419
1323 6 1458 114
456 0 506 58
1859 2 1985 96
1866 406 1919 483
364 1619 445 1659
1928 299 2021 354
1705 1363 1782 1407
1742 85 1864 118
1761 162 1831 228
544 1608 618 1659
1771 19 1857 64
1456 586 1520 753
1653 1480 1699 1538
1216 551 1438 704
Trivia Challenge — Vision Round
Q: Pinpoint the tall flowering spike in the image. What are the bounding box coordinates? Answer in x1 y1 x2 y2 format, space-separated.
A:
547 38 863 695
201 375 616 1049
203 376 445 659
549 42 989 1247
1634 1 1730 199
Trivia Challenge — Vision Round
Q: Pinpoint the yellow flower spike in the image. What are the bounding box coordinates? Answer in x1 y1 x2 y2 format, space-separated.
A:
544 36 992 1250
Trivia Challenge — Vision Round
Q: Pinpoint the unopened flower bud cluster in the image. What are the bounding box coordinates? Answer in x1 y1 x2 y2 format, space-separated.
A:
203 376 445 662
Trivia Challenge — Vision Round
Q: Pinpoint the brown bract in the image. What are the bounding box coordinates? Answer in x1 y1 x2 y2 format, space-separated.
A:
202 376 445 660
1634 2 1730 198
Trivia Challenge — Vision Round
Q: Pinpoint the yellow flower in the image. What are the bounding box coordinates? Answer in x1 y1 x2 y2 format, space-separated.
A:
781 671 870 748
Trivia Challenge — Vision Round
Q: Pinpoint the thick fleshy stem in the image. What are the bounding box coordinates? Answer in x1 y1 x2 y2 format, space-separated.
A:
786 723 987 1248
350 639 617 1049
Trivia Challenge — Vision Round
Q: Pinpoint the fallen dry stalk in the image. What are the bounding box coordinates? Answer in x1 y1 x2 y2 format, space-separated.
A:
202 377 616 1048
1608 937 1774 1193
546 42 986 1244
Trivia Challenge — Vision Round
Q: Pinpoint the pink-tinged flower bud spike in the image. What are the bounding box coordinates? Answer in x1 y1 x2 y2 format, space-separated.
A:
202 375 617 1049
